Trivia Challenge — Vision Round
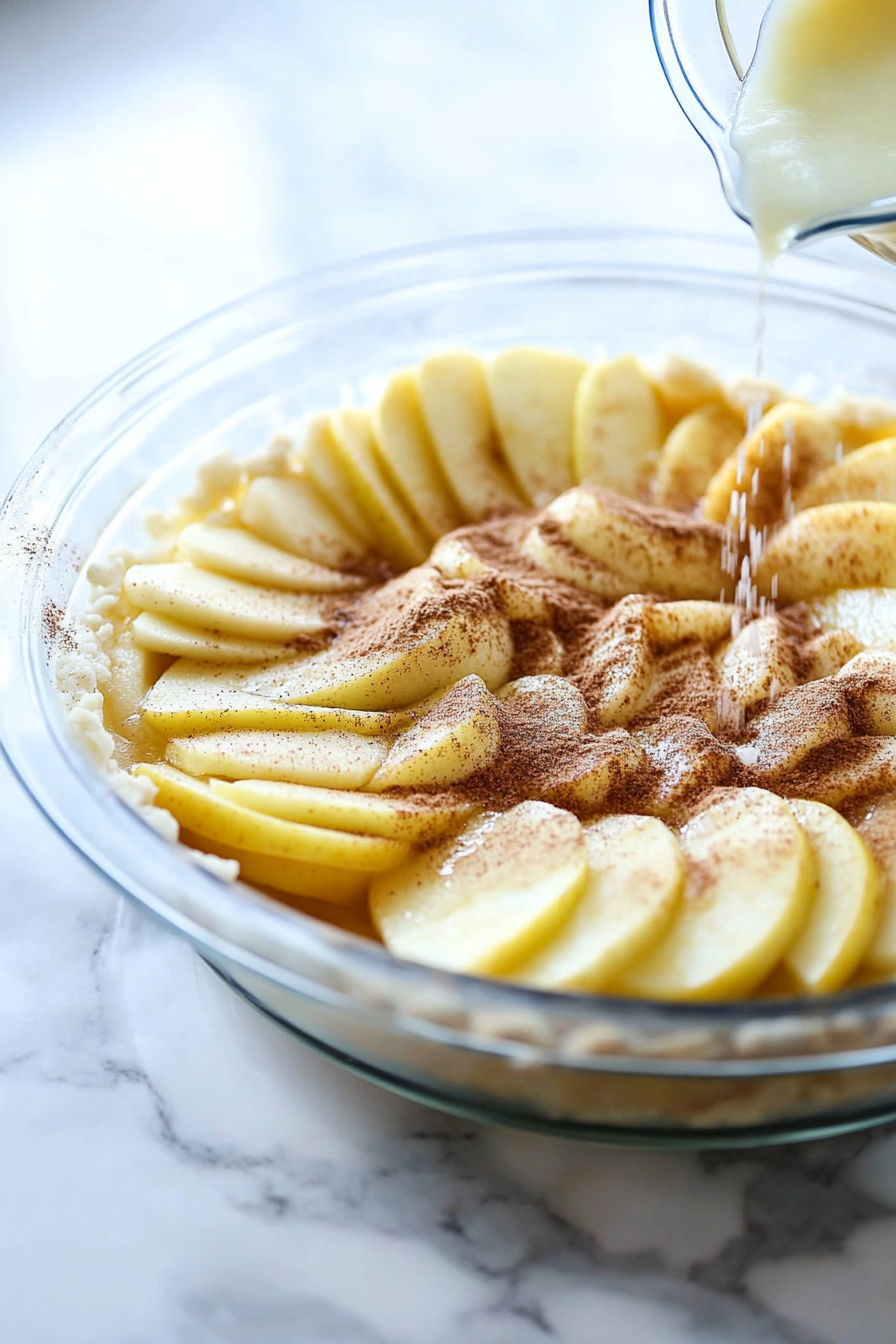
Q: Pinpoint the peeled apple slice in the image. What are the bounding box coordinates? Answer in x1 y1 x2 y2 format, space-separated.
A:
367 675 500 791
176 522 365 593
857 796 896 973
178 829 370 906
652 402 744 513
756 503 896 602
141 660 402 737
507 815 684 991
372 371 464 541
136 763 409 871
166 728 389 790
276 606 513 710
796 437 896 510
240 473 368 569
613 788 814 1002
486 346 585 507
210 778 476 842
573 356 665 498
131 612 296 664
297 414 380 547
417 352 523 520
781 800 881 994
329 409 430 568
370 802 588 975
124 563 335 642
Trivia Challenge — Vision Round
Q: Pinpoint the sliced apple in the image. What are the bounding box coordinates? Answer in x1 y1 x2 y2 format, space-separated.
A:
745 680 852 781
520 523 620 600
486 346 585 506
781 800 880 994
124 563 335 642
544 488 730 602
700 401 840 532
857 796 896 972
271 604 513 710
650 353 724 423
638 715 737 816
367 675 500 792
652 402 744 513
131 612 297 664
240 473 368 569
780 737 896 809
210 778 476 842
141 659 403 737
498 675 589 734
811 588 896 653
803 629 865 682
296 415 380 547
537 729 647 810
369 801 587 974
645 601 734 649
834 651 896 735
329 408 430 568
106 627 170 733
417 351 523 520
178 829 370 906
176 522 364 593
430 533 550 623
135 762 409 871
796 437 896 510
756 503 896 602
371 370 464 541
166 728 389 789
508 815 684 991
573 356 665 497
574 599 654 727
715 615 798 718
613 788 815 1001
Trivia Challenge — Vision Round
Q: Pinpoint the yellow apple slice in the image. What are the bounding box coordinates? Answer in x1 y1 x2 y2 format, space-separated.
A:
296 414 380 547
573 356 665 497
274 605 513 710
240 473 368 569
652 403 745 513
370 801 587 974
575 599 654 727
857 796 896 972
650 353 724 423
508 815 684 991
371 371 463 541
520 523 620 599
106 628 169 733
329 409 430 568
613 788 814 1002
537 729 647 810
176 522 365 593
796 438 896 510
715 615 799 718
136 762 409 871
210 778 476 842
141 660 403 737
178 829 370 905
781 800 880 994
486 346 586 506
835 651 896 733
757 503 896 602
430 533 550 623
811 588 896 653
803 629 866 681
498 675 589 734
367 675 500 792
784 738 896 809
544 488 730 602
417 351 523 520
645 600 734 648
700 401 840 531
745 680 851 781
124 563 335 642
166 729 389 789
131 612 297 664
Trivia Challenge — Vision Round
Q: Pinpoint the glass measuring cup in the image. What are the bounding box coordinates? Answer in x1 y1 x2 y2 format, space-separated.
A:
649 0 896 264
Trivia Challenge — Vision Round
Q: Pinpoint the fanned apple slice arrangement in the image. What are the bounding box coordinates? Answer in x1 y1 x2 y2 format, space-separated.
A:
80 344 896 1001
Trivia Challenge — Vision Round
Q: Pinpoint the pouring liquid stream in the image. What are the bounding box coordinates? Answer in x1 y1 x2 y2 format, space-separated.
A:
717 0 896 636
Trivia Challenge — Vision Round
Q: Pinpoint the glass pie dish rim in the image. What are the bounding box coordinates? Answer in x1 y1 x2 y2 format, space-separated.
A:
4 225 896 1079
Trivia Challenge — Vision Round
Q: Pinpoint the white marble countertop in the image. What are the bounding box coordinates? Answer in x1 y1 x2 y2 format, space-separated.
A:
3 4 896 1342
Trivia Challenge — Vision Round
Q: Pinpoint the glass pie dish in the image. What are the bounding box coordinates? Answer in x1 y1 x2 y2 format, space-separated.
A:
6 229 896 1147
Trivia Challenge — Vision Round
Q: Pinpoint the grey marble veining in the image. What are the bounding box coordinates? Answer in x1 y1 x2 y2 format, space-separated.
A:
4 4 896 1343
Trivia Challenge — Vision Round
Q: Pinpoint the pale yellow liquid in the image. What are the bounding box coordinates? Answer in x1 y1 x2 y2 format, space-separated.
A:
731 0 896 259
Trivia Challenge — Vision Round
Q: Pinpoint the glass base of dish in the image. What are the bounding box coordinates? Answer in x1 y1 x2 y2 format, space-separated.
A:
208 959 896 1151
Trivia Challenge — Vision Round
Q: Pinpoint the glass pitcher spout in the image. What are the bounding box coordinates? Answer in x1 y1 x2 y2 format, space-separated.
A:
649 0 896 259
